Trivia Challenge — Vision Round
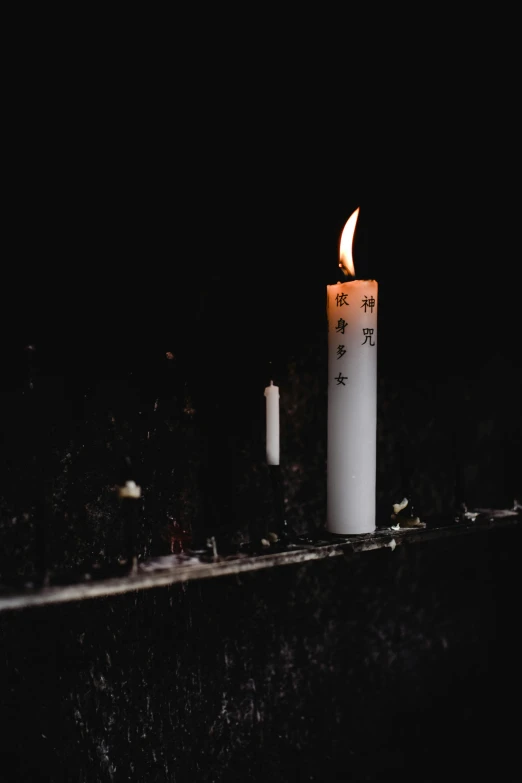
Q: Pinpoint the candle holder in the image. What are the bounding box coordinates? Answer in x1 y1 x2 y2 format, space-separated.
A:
268 465 295 543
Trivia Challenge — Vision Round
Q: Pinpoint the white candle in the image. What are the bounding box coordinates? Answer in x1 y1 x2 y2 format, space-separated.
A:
327 209 378 534
264 380 280 465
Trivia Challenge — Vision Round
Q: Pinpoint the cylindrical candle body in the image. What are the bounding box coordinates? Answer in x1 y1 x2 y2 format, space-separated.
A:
327 280 378 534
264 381 280 465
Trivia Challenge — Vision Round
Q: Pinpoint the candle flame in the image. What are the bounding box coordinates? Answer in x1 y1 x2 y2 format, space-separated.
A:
339 207 360 277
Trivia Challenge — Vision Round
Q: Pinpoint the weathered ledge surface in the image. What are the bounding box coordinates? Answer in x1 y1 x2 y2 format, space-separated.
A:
1 510 520 613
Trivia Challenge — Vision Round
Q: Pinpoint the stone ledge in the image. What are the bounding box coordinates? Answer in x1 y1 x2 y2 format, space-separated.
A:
0 509 520 614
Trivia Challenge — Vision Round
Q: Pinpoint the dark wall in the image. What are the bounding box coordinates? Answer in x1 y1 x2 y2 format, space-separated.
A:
1 186 520 573
1 525 520 782
2 59 521 783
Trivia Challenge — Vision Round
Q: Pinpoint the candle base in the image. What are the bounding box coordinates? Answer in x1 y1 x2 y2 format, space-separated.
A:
326 525 376 536
326 503 376 535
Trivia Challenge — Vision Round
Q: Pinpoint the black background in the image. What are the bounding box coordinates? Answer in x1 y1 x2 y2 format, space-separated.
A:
1 43 522 783
1 134 521 556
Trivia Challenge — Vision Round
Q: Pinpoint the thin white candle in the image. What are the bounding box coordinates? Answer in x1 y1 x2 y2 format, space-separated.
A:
327 209 378 534
264 380 280 465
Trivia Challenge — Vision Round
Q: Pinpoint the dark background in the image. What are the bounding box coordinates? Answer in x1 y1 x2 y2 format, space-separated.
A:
1 49 522 783
2 526 521 782
1 140 521 572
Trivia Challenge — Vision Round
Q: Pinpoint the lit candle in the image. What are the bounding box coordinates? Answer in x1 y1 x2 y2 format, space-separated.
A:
264 380 280 465
327 208 378 534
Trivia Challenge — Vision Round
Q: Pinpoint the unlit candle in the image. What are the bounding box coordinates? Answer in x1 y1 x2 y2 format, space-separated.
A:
264 380 280 465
